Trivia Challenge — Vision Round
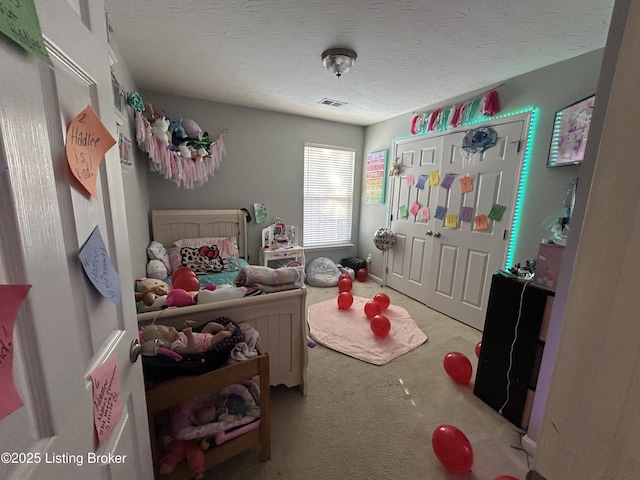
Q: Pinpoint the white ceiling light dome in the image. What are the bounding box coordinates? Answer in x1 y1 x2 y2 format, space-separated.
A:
321 48 357 78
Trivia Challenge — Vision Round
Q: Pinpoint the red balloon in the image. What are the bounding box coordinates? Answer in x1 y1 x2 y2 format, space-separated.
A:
432 424 474 473
172 273 200 292
475 341 482 358
338 273 351 282
373 292 390 311
443 352 473 385
493 476 519 480
337 292 354 310
356 268 368 282
171 266 197 284
364 300 382 319
338 277 353 292
371 314 391 337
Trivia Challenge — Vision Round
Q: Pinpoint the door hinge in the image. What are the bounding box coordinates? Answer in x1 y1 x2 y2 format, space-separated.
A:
510 140 522 153
503 229 508 240
390 214 393 222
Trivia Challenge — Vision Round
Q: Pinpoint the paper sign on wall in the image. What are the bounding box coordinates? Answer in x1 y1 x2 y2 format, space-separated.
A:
488 204 507 221
399 205 408 218
429 170 440 186
79 226 121 304
405 173 415 187
0 285 31 421
459 176 474 194
434 206 446 220
474 214 489 231
445 214 458 229
460 206 474 222
90 355 123 447
416 175 427 190
0 0 51 65
421 207 430 221
440 173 456 190
65 105 116 197
409 202 420 216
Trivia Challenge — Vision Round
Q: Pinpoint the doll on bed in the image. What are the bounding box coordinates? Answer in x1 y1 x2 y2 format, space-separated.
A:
142 321 236 356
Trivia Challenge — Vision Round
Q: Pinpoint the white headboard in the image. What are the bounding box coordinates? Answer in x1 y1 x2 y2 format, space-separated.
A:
151 209 248 259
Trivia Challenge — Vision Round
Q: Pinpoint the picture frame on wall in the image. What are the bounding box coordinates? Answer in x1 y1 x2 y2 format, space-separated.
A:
365 150 387 204
547 95 595 167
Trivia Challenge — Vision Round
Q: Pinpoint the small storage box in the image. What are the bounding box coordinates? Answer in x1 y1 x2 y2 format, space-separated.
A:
534 243 565 291
341 257 367 271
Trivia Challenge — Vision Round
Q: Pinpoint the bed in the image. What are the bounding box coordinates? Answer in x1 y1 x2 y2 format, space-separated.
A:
137 209 308 395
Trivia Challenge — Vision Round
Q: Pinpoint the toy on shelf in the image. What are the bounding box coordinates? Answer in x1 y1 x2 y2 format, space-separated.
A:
261 218 298 250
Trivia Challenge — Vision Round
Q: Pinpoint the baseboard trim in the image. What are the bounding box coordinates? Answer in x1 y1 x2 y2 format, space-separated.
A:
522 434 537 457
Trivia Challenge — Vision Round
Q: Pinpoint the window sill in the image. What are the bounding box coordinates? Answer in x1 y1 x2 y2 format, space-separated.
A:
303 243 354 252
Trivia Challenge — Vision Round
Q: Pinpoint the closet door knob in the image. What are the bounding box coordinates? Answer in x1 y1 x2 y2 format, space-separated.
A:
433 232 441 238
426 230 433 236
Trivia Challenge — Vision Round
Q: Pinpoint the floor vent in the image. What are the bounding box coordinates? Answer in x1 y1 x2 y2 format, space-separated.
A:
318 98 346 107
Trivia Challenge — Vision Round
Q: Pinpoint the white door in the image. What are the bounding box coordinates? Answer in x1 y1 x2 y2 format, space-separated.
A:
387 116 528 330
386 135 443 300
0 2 152 479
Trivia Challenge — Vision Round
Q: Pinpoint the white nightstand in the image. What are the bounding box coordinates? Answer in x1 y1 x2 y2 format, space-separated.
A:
260 246 305 268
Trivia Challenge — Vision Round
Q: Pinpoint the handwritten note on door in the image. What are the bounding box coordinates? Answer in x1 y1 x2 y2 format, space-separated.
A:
0 285 31 420
65 105 116 197
79 226 121 304
0 0 51 65
90 354 123 446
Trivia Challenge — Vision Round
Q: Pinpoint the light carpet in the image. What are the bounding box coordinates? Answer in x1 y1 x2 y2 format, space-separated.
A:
307 295 428 365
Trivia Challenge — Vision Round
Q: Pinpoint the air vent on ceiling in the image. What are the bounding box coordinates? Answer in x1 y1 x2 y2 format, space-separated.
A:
318 98 347 107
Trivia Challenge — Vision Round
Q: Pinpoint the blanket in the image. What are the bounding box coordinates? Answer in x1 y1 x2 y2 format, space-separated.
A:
233 265 304 293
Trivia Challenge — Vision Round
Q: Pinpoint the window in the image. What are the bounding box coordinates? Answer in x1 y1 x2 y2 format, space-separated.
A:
303 144 355 247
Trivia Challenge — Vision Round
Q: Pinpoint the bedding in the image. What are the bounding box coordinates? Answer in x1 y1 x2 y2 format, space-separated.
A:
233 265 305 293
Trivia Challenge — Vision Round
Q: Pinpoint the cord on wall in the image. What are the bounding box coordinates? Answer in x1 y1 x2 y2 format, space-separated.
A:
498 281 529 415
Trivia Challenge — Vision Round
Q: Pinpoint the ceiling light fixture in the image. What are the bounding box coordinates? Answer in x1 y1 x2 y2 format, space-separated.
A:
321 48 357 78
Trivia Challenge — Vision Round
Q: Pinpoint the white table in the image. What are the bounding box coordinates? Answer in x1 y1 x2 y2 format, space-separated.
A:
260 246 305 268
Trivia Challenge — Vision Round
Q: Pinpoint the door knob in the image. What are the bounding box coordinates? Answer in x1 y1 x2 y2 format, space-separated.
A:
130 338 158 363
426 230 433 236
433 232 441 238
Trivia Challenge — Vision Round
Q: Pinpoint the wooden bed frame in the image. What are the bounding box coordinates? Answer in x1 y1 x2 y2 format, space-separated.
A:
137 209 308 395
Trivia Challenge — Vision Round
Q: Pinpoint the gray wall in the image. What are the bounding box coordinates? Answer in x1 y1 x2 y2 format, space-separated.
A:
139 90 364 265
110 41 151 279
359 49 604 279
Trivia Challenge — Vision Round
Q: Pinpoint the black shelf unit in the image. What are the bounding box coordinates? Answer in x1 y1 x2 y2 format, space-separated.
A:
474 274 554 428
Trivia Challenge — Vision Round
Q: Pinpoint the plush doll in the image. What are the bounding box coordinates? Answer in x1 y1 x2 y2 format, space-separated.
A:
152 117 171 146
157 427 206 479
135 277 171 306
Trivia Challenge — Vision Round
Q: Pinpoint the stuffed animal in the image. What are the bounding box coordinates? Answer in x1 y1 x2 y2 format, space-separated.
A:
152 117 171 146
135 277 171 306
157 427 206 479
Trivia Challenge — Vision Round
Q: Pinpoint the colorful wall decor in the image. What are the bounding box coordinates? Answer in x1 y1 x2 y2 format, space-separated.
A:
365 150 387 204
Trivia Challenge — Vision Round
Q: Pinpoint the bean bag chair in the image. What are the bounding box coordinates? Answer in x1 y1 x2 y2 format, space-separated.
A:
306 257 341 287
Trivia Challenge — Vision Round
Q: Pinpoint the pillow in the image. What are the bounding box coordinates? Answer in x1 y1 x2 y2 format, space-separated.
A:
147 241 172 274
197 286 247 304
146 259 167 280
306 257 341 287
173 237 240 272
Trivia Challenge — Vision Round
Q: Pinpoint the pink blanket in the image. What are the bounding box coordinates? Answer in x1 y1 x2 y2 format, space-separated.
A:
308 296 428 365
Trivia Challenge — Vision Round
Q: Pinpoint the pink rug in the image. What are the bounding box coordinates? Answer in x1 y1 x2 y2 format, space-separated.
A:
308 296 428 365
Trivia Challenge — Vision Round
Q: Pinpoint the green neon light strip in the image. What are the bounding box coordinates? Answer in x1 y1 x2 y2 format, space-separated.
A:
458 107 538 268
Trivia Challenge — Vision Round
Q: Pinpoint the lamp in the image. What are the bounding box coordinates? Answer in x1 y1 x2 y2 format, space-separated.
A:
322 48 357 78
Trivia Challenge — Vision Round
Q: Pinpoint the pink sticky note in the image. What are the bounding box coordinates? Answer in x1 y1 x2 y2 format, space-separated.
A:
410 202 420 216
406 174 415 187
91 354 123 446
421 207 431 221
0 285 31 421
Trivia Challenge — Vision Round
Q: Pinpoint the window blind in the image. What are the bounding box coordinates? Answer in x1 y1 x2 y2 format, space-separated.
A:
303 144 355 247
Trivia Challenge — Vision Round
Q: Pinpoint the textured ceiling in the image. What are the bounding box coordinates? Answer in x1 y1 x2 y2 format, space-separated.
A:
104 0 614 127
